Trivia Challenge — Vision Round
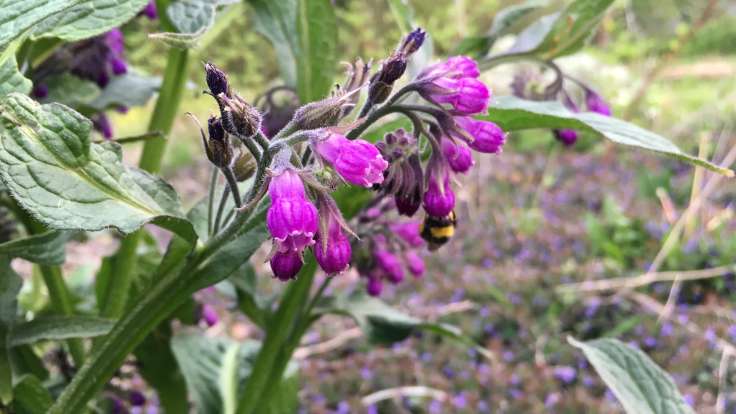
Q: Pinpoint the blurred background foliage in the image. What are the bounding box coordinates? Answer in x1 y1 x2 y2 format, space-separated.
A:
79 0 736 412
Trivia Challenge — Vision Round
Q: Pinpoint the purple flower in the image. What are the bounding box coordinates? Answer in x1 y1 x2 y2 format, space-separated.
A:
92 113 113 139
390 221 424 247
441 138 474 173
423 163 455 217
129 391 146 407
200 304 218 327
418 56 489 115
31 83 48 99
455 117 505 154
141 0 158 19
553 366 577 384
267 169 318 255
312 131 389 187
374 245 404 284
314 216 351 275
105 29 125 55
554 128 578 146
366 275 383 296
270 251 303 281
404 250 425 278
585 89 612 116
110 56 128 75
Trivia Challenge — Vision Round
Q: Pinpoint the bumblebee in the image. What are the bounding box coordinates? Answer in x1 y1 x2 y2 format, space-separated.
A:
419 210 456 250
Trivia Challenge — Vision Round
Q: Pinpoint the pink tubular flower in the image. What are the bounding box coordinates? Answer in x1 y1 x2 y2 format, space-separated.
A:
390 221 424 247
423 165 455 217
375 248 404 284
441 138 474 173
314 217 352 275
267 169 318 253
417 56 489 116
270 251 303 281
455 117 505 154
312 131 389 187
405 251 425 278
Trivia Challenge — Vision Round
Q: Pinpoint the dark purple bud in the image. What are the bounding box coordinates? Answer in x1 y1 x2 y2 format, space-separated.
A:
405 250 425 278
105 29 125 55
110 56 128 75
96 71 110 88
208 116 226 142
585 89 611 116
200 304 218 327
205 62 230 97
92 114 113 139
141 0 158 19
202 116 232 168
129 390 146 406
31 83 48 99
270 251 303 281
366 275 383 297
554 129 578 146
374 247 404 284
400 28 426 55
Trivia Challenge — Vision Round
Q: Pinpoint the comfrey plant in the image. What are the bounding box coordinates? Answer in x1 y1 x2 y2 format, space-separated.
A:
0 0 733 413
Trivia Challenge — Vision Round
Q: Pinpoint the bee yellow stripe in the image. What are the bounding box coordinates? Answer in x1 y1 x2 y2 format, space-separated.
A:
430 226 454 239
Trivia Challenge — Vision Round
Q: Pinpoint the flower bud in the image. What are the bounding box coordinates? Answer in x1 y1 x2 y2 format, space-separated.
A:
314 219 352 275
366 275 383 297
311 131 389 188
374 246 404 284
455 117 506 154
141 0 157 19
31 83 48 99
293 97 345 130
270 251 303 281
423 163 455 217
441 138 474 173
199 303 218 327
92 113 113 139
232 152 256 181
554 129 578 146
417 56 489 116
399 28 426 55
405 250 425 278
129 390 146 407
219 94 262 138
205 62 230 97
202 116 233 168
390 221 424 247
585 90 611 116
110 56 127 75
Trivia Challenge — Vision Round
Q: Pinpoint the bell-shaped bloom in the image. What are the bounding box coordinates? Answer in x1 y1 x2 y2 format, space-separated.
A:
585 90 611 116
366 275 384 297
455 117 505 154
312 131 389 187
554 129 578 146
405 251 425 278
417 56 489 116
423 164 455 217
441 138 474 173
374 245 404 284
390 221 424 247
314 217 352 275
270 251 303 281
267 169 318 253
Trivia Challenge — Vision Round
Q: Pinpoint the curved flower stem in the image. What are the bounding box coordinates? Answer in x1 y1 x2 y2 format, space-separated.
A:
222 167 242 208
213 186 231 234
207 166 218 235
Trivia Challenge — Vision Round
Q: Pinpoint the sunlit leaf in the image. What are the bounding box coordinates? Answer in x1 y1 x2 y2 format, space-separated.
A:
570 337 694 414
10 316 114 346
11 374 53 414
31 0 149 42
296 0 337 102
0 57 32 96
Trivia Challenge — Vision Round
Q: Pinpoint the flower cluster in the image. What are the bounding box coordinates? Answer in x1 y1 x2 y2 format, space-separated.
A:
511 69 611 146
30 1 157 139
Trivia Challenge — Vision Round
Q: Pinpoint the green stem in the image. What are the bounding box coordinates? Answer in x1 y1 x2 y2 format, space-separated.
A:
98 231 141 319
207 166 218 235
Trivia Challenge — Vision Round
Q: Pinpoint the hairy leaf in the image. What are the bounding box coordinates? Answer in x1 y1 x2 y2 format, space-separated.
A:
296 0 337 102
0 230 73 265
10 316 114 346
246 0 299 86
0 256 21 404
41 73 101 108
485 96 734 176
570 337 694 414
167 0 216 34
0 57 32 96
32 0 149 42
88 71 160 111
0 94 196 239
11 375 53 414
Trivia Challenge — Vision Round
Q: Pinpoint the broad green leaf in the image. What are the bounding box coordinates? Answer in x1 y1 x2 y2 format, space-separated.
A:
149 30 207 49
0 256 21 404
246 0 299 86
134 323 189 413
296 0 337 102
0 57 31 96
569 337 694 414
0 0 77 52
495 0 614 60
31 0 149 42
9 345 48 381
167 0 216 34
10 316 113 346
11 374 53 414
230 262 269 329
486 96 734 176
41 73 101 108
0 231 72 265
88 72 160 111
219 343 240 414
0 94 197 239
455 0 549 56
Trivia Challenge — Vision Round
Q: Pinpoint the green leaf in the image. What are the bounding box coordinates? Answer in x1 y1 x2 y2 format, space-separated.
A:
41 73 101 108
386 0 415 33
230 262 269 329
296 0 337 102
497 0 614 60
10 316 114 346
569 337 694 414
31 0 149 42
0 0 77 53
0 256 21 404
167 0 216 34
11 374 53 414
0 231 73 265
0 93 197 239
88 72 160 111
246 0 299 86
455 0 549 56
0 57 32 96
485 96 734 176
134 323 189 413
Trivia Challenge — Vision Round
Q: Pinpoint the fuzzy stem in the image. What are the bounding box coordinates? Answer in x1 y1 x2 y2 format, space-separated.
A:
207 166 218 235
222 167 242 208
213 186 231 233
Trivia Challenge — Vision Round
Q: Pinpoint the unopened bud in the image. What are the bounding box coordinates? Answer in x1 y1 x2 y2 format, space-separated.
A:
292 97 344 130
232 152 256 181
399 28 426 55
205 62 230 97
219 94 262 138
203 116 233 168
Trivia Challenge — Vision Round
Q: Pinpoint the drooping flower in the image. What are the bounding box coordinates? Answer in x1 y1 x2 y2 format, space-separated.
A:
585 89 612 116
390 220 424 247
366 274 384 297
270 251 304 281
374 245 404 284
267 168 318 254
423 161 455 217
314 201 352 275
376 130 424 217
311 131 389 187
405 250 425 278
417 56 489 116
455 117 505 154
441 138 474 173
92 114 113 139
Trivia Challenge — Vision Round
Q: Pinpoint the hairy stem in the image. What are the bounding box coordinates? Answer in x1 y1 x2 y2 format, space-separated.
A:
207 166 218 235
